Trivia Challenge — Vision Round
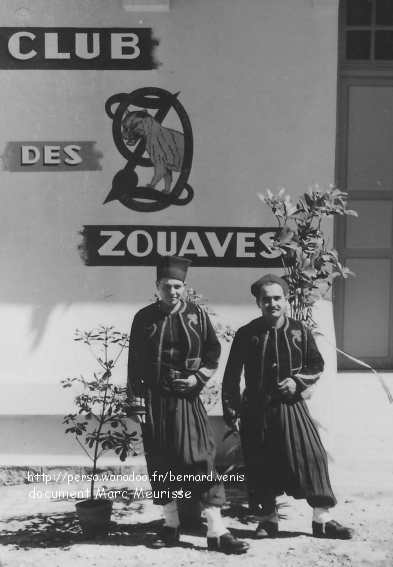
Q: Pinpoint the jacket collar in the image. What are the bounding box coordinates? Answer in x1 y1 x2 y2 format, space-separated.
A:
258 314 289 333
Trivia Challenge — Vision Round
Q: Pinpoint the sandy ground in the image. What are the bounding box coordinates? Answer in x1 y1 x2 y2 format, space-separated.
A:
0 479 392 567
1 374 393 566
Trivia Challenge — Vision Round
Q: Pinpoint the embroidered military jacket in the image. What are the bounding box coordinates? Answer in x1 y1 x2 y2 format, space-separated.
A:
127 300 221 400
221 316 324 427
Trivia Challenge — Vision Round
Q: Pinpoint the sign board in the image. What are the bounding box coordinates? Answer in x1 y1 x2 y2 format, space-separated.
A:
0 28 158 69
81 225 283 267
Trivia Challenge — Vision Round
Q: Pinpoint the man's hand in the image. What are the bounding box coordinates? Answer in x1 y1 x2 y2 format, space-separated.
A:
172 375 198 394
278 377 297 399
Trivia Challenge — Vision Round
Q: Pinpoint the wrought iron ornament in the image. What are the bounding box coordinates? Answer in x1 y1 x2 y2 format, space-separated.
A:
105 87 193 212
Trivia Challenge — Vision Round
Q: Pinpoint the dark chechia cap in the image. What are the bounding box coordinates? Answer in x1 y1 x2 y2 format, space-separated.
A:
251 273 289 298
156 255 192 282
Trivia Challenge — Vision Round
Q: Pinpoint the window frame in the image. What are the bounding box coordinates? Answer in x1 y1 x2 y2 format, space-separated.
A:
341 0 393 67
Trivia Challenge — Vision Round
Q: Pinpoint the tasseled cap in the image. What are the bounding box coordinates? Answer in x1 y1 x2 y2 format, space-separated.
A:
156 255 192 282
251 273 289 298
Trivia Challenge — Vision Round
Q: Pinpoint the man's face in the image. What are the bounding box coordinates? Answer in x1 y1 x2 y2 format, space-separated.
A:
156 278 185 307
257 283 287 321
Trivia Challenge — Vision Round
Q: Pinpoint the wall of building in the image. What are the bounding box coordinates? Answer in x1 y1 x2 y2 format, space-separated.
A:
0 0 339 414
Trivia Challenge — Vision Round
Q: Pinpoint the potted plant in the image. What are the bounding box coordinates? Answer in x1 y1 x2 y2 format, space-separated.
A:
61 325 140 538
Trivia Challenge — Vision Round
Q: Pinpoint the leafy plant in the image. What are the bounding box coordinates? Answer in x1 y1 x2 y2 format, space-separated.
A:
61 326 141 500
259 185 358 324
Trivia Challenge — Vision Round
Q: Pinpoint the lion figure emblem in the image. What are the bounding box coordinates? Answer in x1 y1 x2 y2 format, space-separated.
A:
121 109 184 194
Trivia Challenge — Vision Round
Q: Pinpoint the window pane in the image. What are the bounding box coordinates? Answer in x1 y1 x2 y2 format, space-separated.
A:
343 258 391 356
376 0 393 25
346 0 372 26
346 201 392 248
346 30 371 59
375 30 393 58
347 86 393 190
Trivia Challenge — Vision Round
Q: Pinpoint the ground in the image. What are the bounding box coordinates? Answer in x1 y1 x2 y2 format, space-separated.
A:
0 479 392 567
1 373 393 566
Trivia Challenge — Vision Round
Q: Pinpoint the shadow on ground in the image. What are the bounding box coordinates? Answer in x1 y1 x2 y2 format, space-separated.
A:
0 487 309 550
0 512 169 550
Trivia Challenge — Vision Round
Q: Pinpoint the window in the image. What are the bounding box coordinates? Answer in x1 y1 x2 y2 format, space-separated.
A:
344 0 393 61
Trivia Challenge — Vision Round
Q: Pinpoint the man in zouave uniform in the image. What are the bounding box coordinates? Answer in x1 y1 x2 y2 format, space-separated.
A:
127 256 249 554
222 274 353 540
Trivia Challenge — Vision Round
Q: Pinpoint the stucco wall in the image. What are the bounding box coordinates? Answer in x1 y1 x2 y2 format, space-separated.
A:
0 0 339 413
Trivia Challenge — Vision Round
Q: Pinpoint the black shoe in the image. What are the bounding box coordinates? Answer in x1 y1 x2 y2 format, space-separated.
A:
255 520 279 539
312 520 353 540
207 531 249 554
152 526 180 548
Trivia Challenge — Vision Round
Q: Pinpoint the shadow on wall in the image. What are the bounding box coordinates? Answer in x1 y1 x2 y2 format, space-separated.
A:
6 266 259 350
0 415 242 468
1 176 262 349
29 267 258 349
